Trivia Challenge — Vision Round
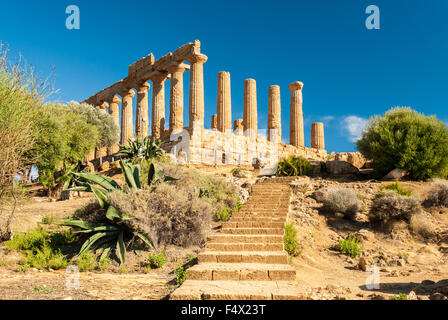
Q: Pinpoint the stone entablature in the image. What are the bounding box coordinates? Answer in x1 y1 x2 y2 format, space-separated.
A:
83 40 327 166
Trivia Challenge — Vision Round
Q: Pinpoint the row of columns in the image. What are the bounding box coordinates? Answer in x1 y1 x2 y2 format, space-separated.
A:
212 74 324 150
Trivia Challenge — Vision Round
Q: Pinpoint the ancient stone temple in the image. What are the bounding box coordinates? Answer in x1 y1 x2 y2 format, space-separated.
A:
83 40 327 167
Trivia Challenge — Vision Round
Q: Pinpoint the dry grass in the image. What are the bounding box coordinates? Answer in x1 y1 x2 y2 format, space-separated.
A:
409 213 436 238
323 187 361 219
424 182 448 208
369 190 421 224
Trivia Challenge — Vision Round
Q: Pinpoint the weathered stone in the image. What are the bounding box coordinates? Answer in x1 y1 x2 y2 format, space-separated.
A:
107 95 121 154
211 114 218 130
188 54 208 130
243 79 257 138
232 169 252 179
168 64 189 134
382 168 408 181
311 123 325 150
217 71 232 132
135 82 150 141
233 119 243 135
355 229 374 242
268 85 281 142
325 161 359 175
289 81 304 147
150 74 168 139
335 152 366 169
119 88 136 145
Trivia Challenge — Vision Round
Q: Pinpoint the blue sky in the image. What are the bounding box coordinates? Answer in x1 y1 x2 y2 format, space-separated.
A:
1 0 448 153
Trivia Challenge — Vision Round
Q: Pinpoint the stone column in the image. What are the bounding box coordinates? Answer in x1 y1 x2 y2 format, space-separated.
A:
95 101 109 159
168 64 188 134
217 71 232 133
243 79 257 138
268 85 281 143
136 82 150 141
233 119 243 135
120 88 136 145
211 114 218 130
108 95 122 155
311 122 325 150
289 81 304 147
188 54 208 130
150 74 168 139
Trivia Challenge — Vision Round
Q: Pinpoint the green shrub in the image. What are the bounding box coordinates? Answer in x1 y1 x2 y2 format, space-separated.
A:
357 107 448 181
20 244 69 270
424 182 448 207
216 207 231 222
5 227 48 251
323 188 361 219
379 182 412 197
369 190 421 224
276 156 313 177
390 293 408 300
175 263 188 285
117 137 164 161
338 235 361 258
148 252 167 269
77 251 96 271
284 223 299 256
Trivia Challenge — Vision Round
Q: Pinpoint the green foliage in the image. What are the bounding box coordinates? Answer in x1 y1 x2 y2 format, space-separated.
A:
370 190 421 224
276 156 313 177
148 252 167 269
338 235 361 258
357 107 448 181
67 101 119 148
61 160 155 265
390 293 408 300
216 207 231 222
284 223 299 256
117 136 165 161
174 257 197 285
77 251 97 271
6 228 73 270
379 182 412 197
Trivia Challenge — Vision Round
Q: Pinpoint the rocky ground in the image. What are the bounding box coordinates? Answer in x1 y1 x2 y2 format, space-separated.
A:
1 166 448 300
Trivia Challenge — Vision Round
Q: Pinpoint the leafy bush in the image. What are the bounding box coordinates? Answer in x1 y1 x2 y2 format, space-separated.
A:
390 293 408 300
6 228 74 270
424 182 448 207
323 188 361 219
357 107 448 181
284 223 299 256
174 257 197 285
216 207 231 222
148 252 167 269
369 190 421 224
276 156 313 177
338 235 361 258
379 182 412 197
77 251 97 271
67 101 118 149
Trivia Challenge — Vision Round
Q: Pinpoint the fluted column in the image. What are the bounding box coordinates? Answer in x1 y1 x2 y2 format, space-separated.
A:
150 74 168 139
217 71 232 132
95 101 109 159
211 114 218 130
311 122 325 150
289 81 304 147
108 95 121 155
243 79 257 138
136 82 150 141
188 54 208 130
168 64 188 134
268 85 281 143
119 88 135 145
233 119 243 135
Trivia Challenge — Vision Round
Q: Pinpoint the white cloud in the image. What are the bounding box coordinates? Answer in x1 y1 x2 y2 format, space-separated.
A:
343 116 368 143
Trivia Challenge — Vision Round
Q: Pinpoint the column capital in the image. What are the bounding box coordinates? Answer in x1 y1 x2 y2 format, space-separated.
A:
107 95 122 104
149 72 170 84
99 101 109 110
288 81 304 92
167 63 190 74
187 53 208 64
119 88 136 99
137 82 151 94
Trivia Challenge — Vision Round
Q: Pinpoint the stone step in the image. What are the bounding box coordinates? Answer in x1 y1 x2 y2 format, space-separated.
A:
187 263 296 281
232 214 287 220
221 228 284 235
198 251 289 264
208 234 283 244
170 280 300 300
206 242 283 251
222 221 285 228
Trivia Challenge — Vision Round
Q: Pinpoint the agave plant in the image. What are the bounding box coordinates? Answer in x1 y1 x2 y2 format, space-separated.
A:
117 136 165 161
276 156 313 177
60 160 175 265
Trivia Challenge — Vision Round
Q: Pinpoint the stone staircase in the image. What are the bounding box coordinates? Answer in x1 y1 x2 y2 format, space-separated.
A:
170 178 300 300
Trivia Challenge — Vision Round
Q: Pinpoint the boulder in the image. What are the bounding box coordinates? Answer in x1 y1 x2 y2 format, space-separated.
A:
382 168 408 181
325 161 359 175
335 152 366 169
232 169 253 179
309 161 325 174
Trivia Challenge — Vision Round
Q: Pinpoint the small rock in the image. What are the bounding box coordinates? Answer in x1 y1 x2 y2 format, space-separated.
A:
358 257 369 272
232 169 252 179
407 291 417 300
397 259 406 267
355 229 374 242
382 168 408 181
430 292 447 300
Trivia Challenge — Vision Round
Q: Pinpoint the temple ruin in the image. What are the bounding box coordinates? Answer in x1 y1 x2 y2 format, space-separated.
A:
83 40 327 167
